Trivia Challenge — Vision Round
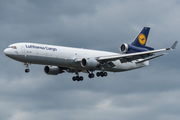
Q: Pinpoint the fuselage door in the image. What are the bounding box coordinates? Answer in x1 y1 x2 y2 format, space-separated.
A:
21 45 25 54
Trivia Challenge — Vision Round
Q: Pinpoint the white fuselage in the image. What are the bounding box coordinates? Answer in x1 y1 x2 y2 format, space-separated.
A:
4 43 149 72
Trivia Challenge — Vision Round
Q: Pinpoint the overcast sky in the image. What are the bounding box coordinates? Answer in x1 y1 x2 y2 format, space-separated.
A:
0 0 180 120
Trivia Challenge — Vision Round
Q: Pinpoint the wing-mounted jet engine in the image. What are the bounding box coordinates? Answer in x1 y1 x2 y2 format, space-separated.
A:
44 66 64 75
81 58 99 68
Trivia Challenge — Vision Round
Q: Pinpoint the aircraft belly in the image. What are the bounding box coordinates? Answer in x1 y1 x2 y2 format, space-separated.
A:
105 60 147 72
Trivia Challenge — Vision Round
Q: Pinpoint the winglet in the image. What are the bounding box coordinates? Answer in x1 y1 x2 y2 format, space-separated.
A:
171 41 178 49
166 41 178 50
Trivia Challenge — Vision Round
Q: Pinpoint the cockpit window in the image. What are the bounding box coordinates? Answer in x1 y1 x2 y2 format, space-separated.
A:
9 46 17 49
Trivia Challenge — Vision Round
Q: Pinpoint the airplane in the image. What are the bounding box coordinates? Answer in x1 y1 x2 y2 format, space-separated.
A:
4 27 178 81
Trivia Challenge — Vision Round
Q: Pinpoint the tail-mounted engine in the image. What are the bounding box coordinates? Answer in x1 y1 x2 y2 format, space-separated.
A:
120 43 129 53
120 43 154 54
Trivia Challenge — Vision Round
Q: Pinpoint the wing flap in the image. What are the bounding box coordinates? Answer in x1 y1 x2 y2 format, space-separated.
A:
136 53 167 64
119 53 152 63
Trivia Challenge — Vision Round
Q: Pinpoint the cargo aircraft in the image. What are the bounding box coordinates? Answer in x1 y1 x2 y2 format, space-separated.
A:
4 27 178 81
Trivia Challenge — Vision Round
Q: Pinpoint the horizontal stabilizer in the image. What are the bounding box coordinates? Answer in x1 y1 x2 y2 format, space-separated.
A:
136 53 167 64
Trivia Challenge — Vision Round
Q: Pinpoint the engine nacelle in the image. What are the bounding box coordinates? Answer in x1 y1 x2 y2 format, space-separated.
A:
120 43 153 54
44 66 63 75
120 43 129 53
81 58 99 68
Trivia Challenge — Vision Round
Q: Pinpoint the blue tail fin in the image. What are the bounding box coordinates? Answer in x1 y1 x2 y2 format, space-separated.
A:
131 27 150 47
131 27 154 50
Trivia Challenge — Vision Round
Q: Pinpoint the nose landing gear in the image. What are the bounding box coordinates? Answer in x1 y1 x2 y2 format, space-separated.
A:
24 63 30 73
25 69 30 73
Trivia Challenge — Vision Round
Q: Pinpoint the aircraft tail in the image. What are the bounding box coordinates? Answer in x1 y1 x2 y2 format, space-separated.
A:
131 27 154 50
120 27 154 54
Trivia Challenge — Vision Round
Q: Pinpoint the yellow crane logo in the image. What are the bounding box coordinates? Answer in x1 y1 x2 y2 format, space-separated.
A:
138 33 146 45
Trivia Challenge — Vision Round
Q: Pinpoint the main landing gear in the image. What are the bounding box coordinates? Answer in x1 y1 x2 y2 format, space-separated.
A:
24 63 30 73
72 71 84 81
72 76 84 81
88 70 108 78
88 73 95 78
96 72 108 77
72 71 108 81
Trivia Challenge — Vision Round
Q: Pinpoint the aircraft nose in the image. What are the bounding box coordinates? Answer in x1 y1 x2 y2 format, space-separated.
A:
4 48 11 56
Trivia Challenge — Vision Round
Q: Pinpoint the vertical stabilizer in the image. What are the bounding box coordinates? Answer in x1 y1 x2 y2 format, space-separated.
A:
131 27 150 47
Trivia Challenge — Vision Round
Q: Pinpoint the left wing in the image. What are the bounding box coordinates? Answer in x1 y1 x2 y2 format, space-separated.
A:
97 41 178 63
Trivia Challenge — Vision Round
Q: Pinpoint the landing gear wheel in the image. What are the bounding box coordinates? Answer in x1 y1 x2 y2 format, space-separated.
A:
104 72 108 76
79 76 83 81
91 73 94 78
100 72 104 77
76 76 80 81
88 73 94 78
25 69 30 73
96 72 100 77
72 76 76 81
88 74 91 78
97 72 108 77
72 76 83 81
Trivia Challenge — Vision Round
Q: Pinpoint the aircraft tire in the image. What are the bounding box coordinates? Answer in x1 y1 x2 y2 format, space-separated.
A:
88 74 92 78
80 76 83 81
96 72 100 77
88 73 94 78
91 73 94 78
100 72 104 77
25 69 30 73
72 76 76 81
104 72 108 76
76 76 80 81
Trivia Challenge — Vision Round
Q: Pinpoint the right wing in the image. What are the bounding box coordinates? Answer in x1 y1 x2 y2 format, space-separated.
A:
97 41 178 63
